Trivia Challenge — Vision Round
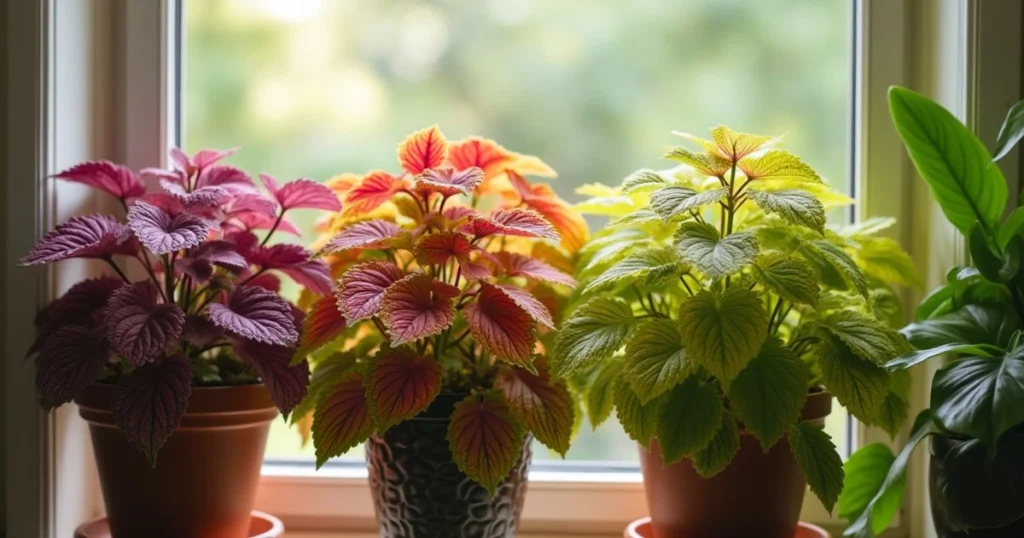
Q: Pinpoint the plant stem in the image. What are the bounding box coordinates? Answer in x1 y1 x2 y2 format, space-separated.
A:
726 162 737 236
260 210 285 247
679 275 695 296
768 297 785 333
104 258 132 284
135 252 165 300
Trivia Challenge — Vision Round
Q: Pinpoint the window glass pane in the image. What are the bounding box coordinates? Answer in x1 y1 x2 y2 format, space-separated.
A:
184 0 853 464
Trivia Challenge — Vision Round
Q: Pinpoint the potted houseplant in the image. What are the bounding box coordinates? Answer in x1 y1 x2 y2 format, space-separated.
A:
560 127 918 538
841 89 1024 538
21 148 338 538
290 126 588 537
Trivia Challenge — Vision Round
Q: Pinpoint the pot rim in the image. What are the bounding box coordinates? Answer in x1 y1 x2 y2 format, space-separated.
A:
76 381 278 426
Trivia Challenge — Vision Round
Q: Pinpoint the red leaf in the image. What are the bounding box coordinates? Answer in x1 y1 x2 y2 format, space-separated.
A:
196 164 256 192
459 261 492 280
447 137 516 179
248 243 333 295
398 125 448 175
379 273 460 345
161 181 230 211
297 295 347 358
31 276 124 354
496 359 574 456
127 201 209 254
507 172 589 252
317 219 401 256
493 252 577 288
206 285 298 345
492 284 554 329
173 240 247 281
414 231 473 266
261 174 341 212
114 354 192 465
181 315 223 347
36 326 111 409
414 167 484 197
464 284 536 366
105 282 186 366
21 215 137 266
243 272 282 293
228 211 301 237
225 192 279 220
233 339 310 417
337 261 406 322
343 171 410 214
366 347 442 429
313 371 373 468
446 390 525 494
54 160 146 201
458 208 557 240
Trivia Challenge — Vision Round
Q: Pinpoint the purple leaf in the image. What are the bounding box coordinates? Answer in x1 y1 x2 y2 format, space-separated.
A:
243 272 282 293
228 212 301 237
140 167 185 189
225 193 278 219
36 325 111 409
174 240 248 281
182 315 224 347
261 174 341 212
248 244 333 295
127 201 209 254
21 215 137 266
113 354 192 466
317 219 401 256
337 261 406 322
196 165 256 192
160 180 230 210
233 339 309 417
105 282 186 365
31 276 124 355
205 285 298 345
54 161 146 201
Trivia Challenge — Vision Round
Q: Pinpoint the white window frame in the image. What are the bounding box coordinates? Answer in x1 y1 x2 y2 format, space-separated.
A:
5 1 1021 537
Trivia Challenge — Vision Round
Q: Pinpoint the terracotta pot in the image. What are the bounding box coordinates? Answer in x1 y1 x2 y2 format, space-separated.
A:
365 392 531 538
77 382 278 538
638 388 832 538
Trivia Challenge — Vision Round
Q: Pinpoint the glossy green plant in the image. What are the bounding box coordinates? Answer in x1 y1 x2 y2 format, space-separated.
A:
556 126 917 513
841 88 1024 537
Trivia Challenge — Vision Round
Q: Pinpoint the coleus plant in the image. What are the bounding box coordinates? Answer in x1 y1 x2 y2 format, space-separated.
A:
288 126 588 493
841 90 1024 537
557 126 919 513
21 148 340 464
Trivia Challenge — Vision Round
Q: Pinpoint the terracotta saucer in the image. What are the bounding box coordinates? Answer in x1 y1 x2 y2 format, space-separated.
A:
624 517 830 538
73 510 284 538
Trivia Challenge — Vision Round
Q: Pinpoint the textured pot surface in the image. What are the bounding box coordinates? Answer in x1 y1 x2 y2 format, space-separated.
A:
365 392 531 538
639 388 832 538
77 382 278 538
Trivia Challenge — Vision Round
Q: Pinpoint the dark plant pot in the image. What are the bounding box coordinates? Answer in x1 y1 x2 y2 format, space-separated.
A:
638 389 832 538
929 435 1024 537
365 392 532 538
77 382 278 538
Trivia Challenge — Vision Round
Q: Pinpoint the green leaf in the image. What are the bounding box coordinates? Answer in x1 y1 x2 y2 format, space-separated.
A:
552 297 637 376
888 86 1007 237
582 247 683 294
650 187 727 220
622 169 671 193
818 335 889 423
727 337 808 451
876 392 908 439
748 189 826 234
931 349 1024 447
902 303 1019 350
997 206 1024 250
675 222 759 279
446 390 526 494
821 310 903 364
753 252 819 306
789 421 844 513
938 432 1024 530
801 240 869 299
993 98 1024 162
970 222 1022 283
580 227 648 272
692 412 740 478
664 146 731 176
584 357 623 430
608 209 662 228
290 351 357 425
678 287 768 383
656 376 724 464
614 377 666 447
838 443 903 537
854 237 922 287
841 217 896 238
313 371 374 469
624 319 689 403
885 342 1000 372
738 150 822 183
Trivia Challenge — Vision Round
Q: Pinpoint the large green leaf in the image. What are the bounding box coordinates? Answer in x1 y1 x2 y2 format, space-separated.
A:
678 287 768 383
801 240 869 298
727 337 808 451
992 98 1024 162
888 86 1007 237
623 319 689 403
818 336 889 423
656 376 724 464
838 443 901 537
650 187 727 219
885 342 1000 372
789 421 844 514
582 247 683 294
675 222 759 279
753 252 819 306
997 206 1024 250
821 310 904 364
931 349 1024 447
901 303 1019 351
584 357 623 429
969 222 1022 283
692 412 740 478
748 189 826 234
938 432 1024 530
614 377 666 447
552 297 637 376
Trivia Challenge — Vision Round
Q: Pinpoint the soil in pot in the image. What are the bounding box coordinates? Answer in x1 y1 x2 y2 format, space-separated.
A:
638 388 832 538
365 392 531 538
77 382 278 538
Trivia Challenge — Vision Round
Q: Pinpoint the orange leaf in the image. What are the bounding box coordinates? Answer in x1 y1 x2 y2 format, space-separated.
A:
324 173 361 195
398 125 448 175
366 347 442 429
506 172 589 252
464 284 536 366
447 137 516 179
295 295 347 360
344 171 409 214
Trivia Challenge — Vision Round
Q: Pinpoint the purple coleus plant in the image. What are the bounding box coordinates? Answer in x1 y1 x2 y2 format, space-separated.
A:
21 149 340 464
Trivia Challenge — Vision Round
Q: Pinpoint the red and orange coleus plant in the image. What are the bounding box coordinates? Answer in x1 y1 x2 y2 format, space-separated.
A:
21 148 340 464
292 126 587 492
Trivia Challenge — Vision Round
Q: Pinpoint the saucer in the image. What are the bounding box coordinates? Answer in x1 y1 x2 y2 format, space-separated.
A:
624 517 830 538
73 510 284 538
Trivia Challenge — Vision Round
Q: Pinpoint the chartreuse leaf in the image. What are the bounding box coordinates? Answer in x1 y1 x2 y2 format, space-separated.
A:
664 146 731 177
678 287 768 383
552 297 637 376
854 237 923 287
801 240 869 299
711 126 775 161
622 169 671 193
614 377 666 447
738 150 822 183
931 348 1024 448
753 252 819 306
821 310 903 364
675 222 759 279
657 376 724 465
789 421 844 514
313 371 374 469
889 86 1007 237
585 357 624 429
841 217 896 238
365 347 442 430
624 319 689 403
970 222 1022 283
582 247 683 294
838 443 902 537
748 189 826 234
727 337 808 451
495 359 574 456
447 390 526 494
938 432 1024 530
818 335 889 423
650 187 727 219
692 412 740 478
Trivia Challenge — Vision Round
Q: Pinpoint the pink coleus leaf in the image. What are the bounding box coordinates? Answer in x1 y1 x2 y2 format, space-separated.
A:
160 180 230 210
54 160 146 201
458 208 558 240
492 252 577 288
379 273 460 345
104 282 186 366
195 164 256 192
227 211 301 237
344 171 410 214
337 261 406 322
245 243 332 295
31 276 124 355
414 167 484 197
261 174 341 212
459 261 492 280
414 231 473 266
233 338 310 417
492 284 555 329
191 148 239 170
127 201 209 254
317 219 401 256
113 353 192 465
173 240 248 281
225 193 279 220
182 315 224 347
464 284 536 366
442 205 477 223
36 325 111 409
20 215 137 266
206 285 299 345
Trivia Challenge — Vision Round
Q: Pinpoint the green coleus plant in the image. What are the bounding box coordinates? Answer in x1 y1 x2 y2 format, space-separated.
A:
554 126 919 512
840 89 1024 537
